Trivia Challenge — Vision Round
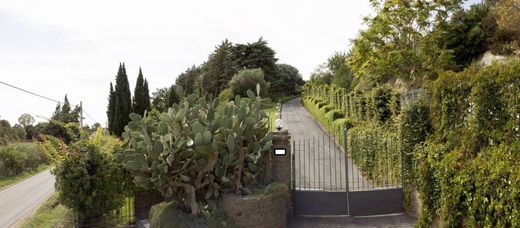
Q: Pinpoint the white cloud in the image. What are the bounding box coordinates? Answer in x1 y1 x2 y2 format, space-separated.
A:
0 0 372 126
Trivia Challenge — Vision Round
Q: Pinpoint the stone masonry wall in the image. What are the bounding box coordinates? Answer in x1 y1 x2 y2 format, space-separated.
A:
220 183 289 228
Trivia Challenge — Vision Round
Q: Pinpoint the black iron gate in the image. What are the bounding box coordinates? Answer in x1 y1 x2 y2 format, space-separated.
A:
292 128 404 216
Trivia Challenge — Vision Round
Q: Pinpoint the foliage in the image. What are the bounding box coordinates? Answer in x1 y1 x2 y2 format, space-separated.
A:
494 0 520 54
149 201 233 228
107 63 133 137
52 95 80 124
348 123 401 186
229 68 269 98
415 60 520 226
349 0 461 84
0 143 46 178
18 113 35 128
175 65 203 95
233 38 278 84
166 85 184 109
151 87 169 112
438 3 491 68
38 135 68 164
36 120 82 144
328 52 356 90
133 68 151 116
120 92 272 215
0 119 23 146
273 63 304 95
202 40 237 98
53 140 131 222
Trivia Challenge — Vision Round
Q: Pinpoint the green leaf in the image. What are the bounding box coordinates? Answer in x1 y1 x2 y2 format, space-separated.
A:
227 134 235 152
154 141 163 154
247 90 256 100
129 113 142 121
202 131 212 144
194 133 202 145
192 122 204 134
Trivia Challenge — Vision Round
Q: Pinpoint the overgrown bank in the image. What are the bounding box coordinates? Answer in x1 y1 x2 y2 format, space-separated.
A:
302 60 520 227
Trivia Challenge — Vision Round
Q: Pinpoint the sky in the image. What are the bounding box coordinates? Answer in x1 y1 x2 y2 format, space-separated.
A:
0 0 479 127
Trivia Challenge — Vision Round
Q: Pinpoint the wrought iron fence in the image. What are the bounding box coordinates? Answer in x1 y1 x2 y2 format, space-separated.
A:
74 197 135 228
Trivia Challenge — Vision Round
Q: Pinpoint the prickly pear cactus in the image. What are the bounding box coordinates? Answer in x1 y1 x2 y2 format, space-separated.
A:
121 91 272 215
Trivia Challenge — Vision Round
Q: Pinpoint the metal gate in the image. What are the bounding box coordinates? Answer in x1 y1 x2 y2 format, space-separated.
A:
292 128 404 216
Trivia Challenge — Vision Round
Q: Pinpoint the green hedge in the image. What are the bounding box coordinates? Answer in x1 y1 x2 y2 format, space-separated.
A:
0 143 46 178
415 60 520 227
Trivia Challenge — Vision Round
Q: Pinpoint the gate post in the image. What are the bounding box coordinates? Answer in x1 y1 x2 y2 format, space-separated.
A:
270 130 292 218
271 130 292 186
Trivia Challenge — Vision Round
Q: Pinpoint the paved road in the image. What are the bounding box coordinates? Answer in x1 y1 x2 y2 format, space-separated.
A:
0 170 55 228
282 97 370 191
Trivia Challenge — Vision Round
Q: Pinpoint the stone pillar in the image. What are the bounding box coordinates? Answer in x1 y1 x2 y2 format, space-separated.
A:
270 130 293 219
270 130 291 187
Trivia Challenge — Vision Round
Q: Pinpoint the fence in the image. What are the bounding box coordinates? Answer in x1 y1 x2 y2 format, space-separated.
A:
74 197 135 228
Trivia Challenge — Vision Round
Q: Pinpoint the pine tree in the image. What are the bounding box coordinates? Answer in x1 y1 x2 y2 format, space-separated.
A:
133 68 150 116
202 40 237 98
109 63 133 137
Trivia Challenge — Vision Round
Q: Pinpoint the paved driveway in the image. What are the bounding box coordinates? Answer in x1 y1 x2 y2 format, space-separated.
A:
282 97 416 227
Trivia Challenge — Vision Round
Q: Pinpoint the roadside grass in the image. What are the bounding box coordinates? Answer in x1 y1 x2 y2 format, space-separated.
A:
0 164 51 191
19 193 75 228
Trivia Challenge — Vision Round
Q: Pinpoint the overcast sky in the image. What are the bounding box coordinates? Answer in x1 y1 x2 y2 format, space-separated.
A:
0 0 477 127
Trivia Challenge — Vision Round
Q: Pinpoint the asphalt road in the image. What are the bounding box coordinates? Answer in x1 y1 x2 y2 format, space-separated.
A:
282 97 371 191
0 170 55 228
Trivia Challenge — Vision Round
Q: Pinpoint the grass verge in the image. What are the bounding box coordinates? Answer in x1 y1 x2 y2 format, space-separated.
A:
0 164 51 191
19 193 75 228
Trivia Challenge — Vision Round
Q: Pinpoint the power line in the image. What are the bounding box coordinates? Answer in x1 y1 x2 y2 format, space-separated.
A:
1 80 100 124
0 80 62 104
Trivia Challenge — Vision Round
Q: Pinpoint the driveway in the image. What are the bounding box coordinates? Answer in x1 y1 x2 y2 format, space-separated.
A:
282 97 416 227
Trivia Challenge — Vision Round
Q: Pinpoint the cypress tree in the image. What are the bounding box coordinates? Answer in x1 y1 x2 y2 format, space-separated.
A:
132 68 150 116
109 63 133 137
107 83 115 134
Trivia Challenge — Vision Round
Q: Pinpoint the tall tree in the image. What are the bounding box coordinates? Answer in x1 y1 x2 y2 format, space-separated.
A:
349 0 462 85
151 87 168 112
132 67 151 116
328 52 356 90
52 95 80 123
175 65 203 95
232 38 278 82
18 113 35 128
108 63 133 137
107 83 115 134
275 64 304 94
202 40 237 98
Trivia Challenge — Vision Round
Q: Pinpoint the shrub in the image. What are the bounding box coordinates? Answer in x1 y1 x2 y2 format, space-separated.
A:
0 143 45 177
121 92 272 215
229 68 269 98
53 140 131 223
38 135 67 164
325 109 344 123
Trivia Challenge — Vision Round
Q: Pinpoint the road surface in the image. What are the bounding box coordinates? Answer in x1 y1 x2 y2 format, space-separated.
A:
0 170 55 228
282 97 371 191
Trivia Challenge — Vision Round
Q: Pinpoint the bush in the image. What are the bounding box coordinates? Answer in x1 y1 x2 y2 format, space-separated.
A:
229 68 269 98
149 201 232 228
0 143 46 178
53 140 131 223
121 92 272 215
38 135 67 164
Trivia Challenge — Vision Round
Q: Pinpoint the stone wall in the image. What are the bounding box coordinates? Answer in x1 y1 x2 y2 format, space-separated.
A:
220 183 289 228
